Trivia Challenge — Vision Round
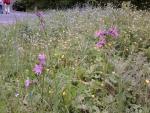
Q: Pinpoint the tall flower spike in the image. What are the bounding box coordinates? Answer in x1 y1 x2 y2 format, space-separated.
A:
36 11 45 31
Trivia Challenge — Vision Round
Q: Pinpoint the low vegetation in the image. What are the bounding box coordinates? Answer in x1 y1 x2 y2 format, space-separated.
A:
0 4 150 113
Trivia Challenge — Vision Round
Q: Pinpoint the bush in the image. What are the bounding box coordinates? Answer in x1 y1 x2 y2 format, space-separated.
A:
12 1 26 11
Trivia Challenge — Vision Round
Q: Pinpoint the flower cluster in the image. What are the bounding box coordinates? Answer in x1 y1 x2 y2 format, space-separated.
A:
25 53 46 88
33 64 43 75
95 26 119 48
33 53 46 75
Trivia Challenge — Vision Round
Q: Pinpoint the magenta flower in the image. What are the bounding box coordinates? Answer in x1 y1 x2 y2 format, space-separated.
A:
33 64 43 75
38 53 46 65
107 27 119 38
95 30 107 38
96 38 106 48
25 79 31 88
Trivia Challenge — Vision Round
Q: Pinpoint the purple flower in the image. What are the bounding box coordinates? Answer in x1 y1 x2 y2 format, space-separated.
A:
38 53 46 65
107 27 119 38
95 30 107 38
36 11 44 18
25 79 31 88
36 11 45 31
96 38 106 48
33 64 43 75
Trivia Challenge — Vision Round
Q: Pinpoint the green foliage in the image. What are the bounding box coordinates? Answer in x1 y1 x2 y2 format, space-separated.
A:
14 0 150 10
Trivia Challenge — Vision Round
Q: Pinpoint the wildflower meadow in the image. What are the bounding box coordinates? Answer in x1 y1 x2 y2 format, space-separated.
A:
0 4 150 113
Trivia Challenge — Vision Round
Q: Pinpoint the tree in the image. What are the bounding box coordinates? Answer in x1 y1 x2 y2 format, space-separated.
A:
13 0 150 10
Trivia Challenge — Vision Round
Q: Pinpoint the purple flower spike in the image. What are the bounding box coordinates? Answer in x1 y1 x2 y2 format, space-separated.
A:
107 27 119 38
33 64 43 75
96 38 106 48
38 53 46 65
36 11 46 31
25 79 31 88
95 30 107 38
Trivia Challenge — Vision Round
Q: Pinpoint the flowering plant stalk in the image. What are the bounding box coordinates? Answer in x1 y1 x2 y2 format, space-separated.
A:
24 11 49 106
35 11 50 106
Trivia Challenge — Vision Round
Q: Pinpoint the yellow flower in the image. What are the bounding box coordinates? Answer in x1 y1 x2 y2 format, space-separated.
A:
101 83 104 87
64 41 67 44
49 90 53 94
46 69 50 72
112 71 115 74
61 55 65 59
108 43 112 46
91 95 95 98
100 71 103 74
145 79 150 84
62 91 66 96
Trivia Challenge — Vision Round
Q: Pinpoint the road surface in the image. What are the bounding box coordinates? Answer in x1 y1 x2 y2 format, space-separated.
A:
0 11 35 24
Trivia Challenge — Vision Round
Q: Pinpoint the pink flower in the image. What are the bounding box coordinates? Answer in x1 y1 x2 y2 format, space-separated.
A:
95 30 107 38
33 64 43 75
107 27 119 38
96 38 106 48
25 79 31 88
38 53 46 65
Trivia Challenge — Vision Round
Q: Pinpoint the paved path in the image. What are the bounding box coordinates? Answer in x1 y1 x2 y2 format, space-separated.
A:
0 11 35 24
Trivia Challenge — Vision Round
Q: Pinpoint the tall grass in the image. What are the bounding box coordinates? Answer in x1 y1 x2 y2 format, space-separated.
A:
0 4 150 113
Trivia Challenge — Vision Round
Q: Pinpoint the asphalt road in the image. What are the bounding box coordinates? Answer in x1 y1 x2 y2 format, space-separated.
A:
0 11 35 24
